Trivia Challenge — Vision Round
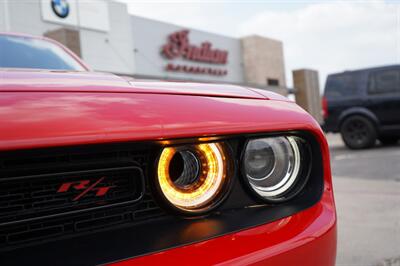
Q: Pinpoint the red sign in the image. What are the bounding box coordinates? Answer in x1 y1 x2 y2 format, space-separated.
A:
161 30 228 76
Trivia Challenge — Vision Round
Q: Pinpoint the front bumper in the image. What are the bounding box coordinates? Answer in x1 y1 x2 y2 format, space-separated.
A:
109 180 336 266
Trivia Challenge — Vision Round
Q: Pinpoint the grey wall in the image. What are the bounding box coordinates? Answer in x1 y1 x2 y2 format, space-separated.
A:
79 1 134 74
1 0 134 75
131 16 245 83
0 1 6 31
5 0 61 35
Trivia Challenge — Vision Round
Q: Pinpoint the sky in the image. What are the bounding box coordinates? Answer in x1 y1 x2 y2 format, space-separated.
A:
117 0 399 89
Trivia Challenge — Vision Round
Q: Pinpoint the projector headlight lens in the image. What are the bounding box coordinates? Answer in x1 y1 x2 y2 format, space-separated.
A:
243 136 303 201
157 142 230 213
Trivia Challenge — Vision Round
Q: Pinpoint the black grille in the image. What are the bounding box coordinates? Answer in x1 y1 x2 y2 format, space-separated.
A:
0 166 144 226
0 143 164 249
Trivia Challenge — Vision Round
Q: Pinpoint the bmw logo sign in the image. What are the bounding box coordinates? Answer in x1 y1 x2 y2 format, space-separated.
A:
51 0 70 19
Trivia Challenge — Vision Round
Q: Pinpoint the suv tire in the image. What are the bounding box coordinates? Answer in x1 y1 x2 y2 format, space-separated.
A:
340 115 377 149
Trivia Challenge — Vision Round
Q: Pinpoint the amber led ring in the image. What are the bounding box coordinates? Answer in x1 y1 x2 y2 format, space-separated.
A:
156 142 231 213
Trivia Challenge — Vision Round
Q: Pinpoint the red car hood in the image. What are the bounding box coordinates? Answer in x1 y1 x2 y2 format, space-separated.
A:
0 70 305 151
0 70 282 100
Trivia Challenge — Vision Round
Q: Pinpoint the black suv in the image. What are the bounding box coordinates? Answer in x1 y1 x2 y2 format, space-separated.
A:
322 65 400 149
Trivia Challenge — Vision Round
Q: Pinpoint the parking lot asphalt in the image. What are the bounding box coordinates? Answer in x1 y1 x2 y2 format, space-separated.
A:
326 134 400 266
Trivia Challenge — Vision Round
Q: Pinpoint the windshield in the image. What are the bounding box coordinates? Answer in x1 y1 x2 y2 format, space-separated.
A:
0 35 86 71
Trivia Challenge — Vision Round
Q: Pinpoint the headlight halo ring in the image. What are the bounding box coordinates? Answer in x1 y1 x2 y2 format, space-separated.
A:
154 141 234 215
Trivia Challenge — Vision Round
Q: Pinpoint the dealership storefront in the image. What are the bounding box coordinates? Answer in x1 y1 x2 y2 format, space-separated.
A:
0 0 287 95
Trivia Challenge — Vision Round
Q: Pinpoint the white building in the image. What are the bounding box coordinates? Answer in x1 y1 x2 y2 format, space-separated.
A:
0 0 287 94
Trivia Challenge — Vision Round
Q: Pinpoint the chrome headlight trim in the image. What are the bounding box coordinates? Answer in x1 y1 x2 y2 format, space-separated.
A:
242 135 309 202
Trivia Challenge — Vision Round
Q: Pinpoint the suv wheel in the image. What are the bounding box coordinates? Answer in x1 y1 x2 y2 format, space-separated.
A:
379 136 399 145
340 115 377 149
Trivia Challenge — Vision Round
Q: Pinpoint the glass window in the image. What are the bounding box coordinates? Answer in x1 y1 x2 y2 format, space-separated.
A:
324 74 358 98
0 35 86 71
267 78 279 86
368 69 400 94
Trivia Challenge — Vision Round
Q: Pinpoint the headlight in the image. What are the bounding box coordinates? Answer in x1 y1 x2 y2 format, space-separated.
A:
242 136 305 201
156 142 231 214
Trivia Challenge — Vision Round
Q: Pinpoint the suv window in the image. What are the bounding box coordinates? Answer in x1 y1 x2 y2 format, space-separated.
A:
0 35 86 71
368 69 400 94
324 74 358 98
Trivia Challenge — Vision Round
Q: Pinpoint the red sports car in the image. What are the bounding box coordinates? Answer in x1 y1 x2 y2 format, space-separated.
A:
0 33 336 265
